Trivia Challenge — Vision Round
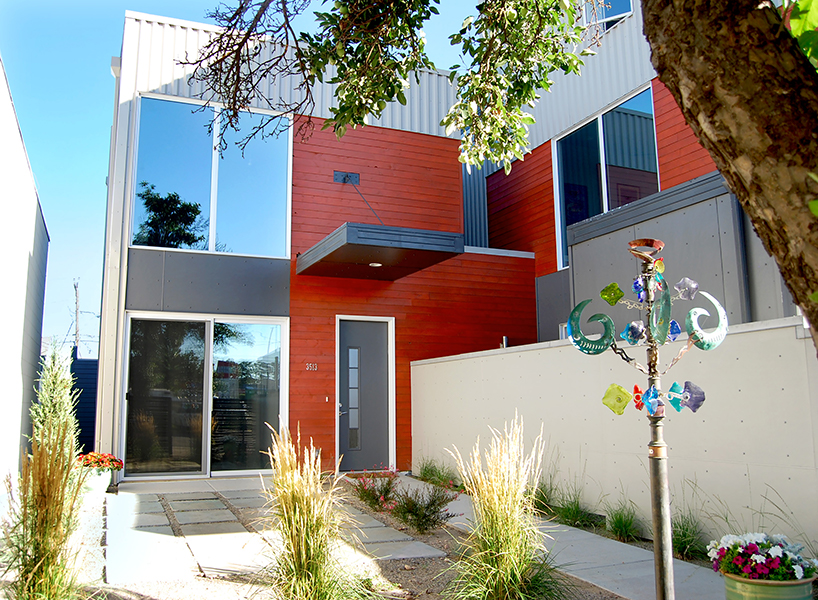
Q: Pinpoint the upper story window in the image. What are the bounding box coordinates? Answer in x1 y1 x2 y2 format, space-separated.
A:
132 97 290 258
555 87 658 267
586 0 632 30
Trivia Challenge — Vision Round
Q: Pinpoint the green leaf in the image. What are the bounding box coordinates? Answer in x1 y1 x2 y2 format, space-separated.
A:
810 290 818 303
809 199 818 217
791 0 818 37
397 90 407 105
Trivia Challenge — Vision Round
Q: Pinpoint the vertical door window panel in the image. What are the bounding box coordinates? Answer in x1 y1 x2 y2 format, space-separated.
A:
132 99 213 250
602 89 658 211
348 347 360 450
125 319 206 475
211 322 281 471
217 114 289 257
557 120 602 267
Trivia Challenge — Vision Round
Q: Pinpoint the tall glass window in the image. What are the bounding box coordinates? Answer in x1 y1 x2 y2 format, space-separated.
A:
132 97 290 257
556 88 658 267
211 322 281 471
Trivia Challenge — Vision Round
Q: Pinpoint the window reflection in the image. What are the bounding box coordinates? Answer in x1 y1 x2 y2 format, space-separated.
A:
211 322 281 471
132 97 289 257
557 88 658 267
125 319 206 475
132 98 212 250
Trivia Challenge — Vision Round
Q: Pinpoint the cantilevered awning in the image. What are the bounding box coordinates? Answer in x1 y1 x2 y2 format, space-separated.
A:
295 222 464 281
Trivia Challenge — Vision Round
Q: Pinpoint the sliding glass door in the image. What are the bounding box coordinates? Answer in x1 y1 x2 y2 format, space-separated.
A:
211 322 281 471
125 319 207 475
124 315 285 477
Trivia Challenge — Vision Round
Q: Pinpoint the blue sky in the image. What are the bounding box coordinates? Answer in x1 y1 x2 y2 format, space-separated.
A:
0 1 471 358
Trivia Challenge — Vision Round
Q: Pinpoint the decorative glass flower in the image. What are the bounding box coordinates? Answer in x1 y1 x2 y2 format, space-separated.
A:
667 319 682 342
620 320 646 345
600 282 625 307
632 276 646 302
633 385 644 410
655 258 665 274
680 381 706 412
602 383 632 415
643 386 662 415
674 277 699 300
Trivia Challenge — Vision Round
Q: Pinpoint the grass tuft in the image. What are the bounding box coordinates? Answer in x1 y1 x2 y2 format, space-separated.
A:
671 507 707 560
446 416 571 600
417 456 461 489
604 496 641 543
262 425 370 600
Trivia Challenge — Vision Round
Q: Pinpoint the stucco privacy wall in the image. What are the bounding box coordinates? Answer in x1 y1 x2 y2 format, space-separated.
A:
412 316 818 543
1 53 48 492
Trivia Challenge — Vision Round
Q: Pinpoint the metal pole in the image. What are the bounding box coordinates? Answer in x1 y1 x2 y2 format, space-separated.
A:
642 257 675 600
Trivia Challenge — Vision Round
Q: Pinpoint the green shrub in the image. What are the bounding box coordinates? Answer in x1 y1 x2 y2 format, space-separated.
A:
605 497 641 543
447 417 570 600
391 485 458 534
349 469 399 511
3 349 87 600
3 421 87 600
262 426 369 600
417 456 460 489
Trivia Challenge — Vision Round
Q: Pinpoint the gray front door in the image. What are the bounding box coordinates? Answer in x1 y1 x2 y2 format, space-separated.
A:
338 320 389 471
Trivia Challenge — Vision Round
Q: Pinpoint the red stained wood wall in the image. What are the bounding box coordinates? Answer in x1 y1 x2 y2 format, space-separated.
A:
486 144 556 278
289 122 537 470
485 78 719 280
652 79 717 190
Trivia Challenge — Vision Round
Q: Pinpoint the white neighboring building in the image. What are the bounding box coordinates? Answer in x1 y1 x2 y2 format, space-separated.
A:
0 52 49 489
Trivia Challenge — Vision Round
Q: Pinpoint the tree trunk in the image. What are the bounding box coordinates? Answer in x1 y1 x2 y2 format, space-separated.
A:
641 0 818 354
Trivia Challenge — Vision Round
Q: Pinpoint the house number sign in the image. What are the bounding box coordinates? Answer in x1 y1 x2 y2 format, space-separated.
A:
305 362 318 371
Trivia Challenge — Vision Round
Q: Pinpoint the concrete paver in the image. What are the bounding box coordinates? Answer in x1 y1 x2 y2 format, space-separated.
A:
101 474 724 599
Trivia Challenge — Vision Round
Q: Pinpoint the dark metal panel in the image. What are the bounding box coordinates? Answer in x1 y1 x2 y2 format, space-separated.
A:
296 222 464 280
126 248 290 316
71 347 98 454
339 320 389 471
125 248 165 311
162 252 290 315
536 269 572 342
462 163 489 247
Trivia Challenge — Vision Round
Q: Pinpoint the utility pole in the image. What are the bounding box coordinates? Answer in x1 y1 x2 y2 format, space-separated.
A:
74 279 80 354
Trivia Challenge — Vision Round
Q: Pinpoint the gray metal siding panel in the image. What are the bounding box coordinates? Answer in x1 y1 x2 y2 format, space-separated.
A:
125 249 290 316
568 171 725 245
536 269 572 342
125 12 457 138
462 164 489 247
125 248 165 311
743 211 798 321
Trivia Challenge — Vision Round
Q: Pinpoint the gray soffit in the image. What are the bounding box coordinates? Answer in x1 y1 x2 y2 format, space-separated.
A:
296 222 465 281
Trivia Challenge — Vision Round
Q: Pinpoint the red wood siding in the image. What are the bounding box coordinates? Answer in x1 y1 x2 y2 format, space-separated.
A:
652 78 717 189
289 122 537 470
485 144 557 277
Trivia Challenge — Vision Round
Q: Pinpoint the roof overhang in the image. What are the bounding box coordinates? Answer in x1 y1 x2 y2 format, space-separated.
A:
296 222 464 281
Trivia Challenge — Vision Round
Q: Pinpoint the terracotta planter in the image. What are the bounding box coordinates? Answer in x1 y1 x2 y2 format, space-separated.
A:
724 572 816 600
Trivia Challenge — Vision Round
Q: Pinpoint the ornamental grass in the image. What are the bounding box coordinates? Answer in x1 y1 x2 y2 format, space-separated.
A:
262 425 370 600
447 416 570 600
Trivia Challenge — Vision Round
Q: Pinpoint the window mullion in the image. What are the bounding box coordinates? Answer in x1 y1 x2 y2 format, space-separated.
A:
209 111 220 252
597 116 609 213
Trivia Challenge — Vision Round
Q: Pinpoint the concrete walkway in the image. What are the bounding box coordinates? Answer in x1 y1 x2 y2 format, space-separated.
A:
397 476 724 600
103 475 723 598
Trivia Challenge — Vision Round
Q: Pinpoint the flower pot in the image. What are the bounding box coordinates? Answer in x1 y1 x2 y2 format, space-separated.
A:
83 470 112 496
724 573 816 600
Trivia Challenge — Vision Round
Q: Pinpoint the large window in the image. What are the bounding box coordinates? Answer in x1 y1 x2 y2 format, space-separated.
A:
132 97 290 257
556 88 658 267
586 0 632 30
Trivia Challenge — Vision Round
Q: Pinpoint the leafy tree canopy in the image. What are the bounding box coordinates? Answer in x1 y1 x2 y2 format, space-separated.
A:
132 182 207 249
